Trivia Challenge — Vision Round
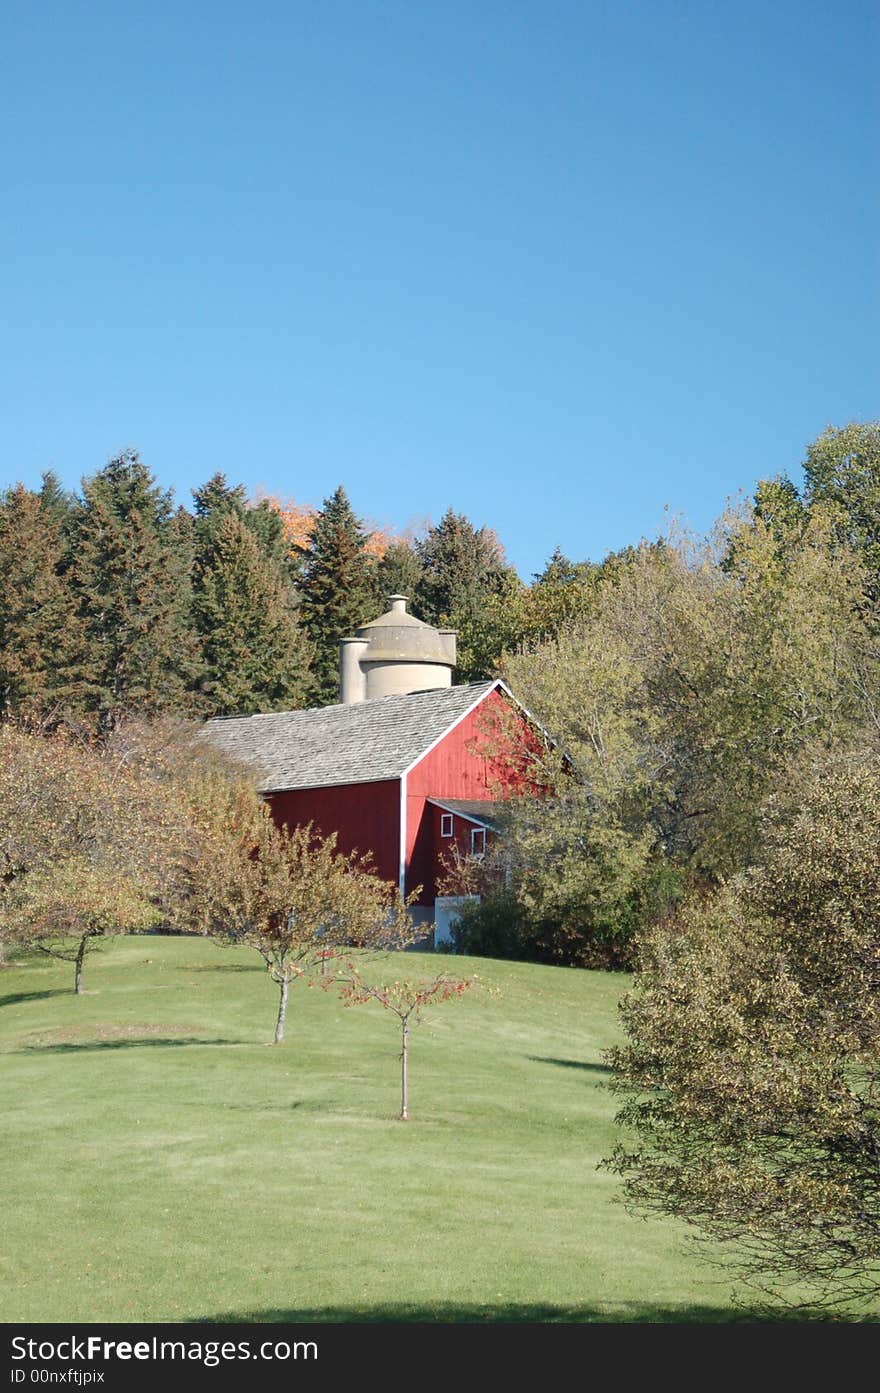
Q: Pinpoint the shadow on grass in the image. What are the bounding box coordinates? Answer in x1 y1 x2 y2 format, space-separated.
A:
0 989 71 1008
188 1301 831 1324
18 1037 242 1054
528 1056 613 1075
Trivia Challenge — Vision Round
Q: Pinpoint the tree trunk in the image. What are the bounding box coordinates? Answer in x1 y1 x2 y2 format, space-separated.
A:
274 976 289 1044
400 1018 409 1121
74 935 88 995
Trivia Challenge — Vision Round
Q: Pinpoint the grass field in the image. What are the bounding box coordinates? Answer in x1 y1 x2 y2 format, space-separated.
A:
0 936 824 1322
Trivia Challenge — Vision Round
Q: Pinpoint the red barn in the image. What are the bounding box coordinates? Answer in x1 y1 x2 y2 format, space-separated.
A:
204 597 548 944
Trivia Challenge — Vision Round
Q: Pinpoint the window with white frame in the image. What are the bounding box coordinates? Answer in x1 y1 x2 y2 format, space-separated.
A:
440 813 453 838
471 827 486 857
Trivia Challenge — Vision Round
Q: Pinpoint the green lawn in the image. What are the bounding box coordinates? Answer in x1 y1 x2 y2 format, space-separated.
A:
0 937 818 1322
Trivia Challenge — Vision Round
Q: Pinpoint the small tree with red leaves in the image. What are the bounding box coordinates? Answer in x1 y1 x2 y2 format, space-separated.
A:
335 970 472 1120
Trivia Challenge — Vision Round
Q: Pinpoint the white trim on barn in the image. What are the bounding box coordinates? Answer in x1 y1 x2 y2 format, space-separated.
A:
398 770 407 899
426 797 495 830
399 681 505 779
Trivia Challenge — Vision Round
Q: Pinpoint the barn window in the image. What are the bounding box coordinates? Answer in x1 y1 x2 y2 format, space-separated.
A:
471 827 486 858
440 814 453 838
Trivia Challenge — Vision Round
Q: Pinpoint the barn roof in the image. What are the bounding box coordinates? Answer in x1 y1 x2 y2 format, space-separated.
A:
202 681 499 793
427 798 503 829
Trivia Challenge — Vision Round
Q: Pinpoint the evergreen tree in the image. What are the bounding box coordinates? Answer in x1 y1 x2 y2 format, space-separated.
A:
37 471 76 534
192 473 289 570
521 547 598 643
298 487 376 704
374 539 425 612
69 449 201 728
0 485 83 720
192 472 248 537
195 511 312 715
416 509 498 624
415 509 521 679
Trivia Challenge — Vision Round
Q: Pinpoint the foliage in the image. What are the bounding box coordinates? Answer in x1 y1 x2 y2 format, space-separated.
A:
803 421 880 589
374 538 425 609
0 724 188 991
68 449 202 729
180 778 422 1041
297 486 377 704
448 791 675 969
415 508 522 680
194 511 312 715
334 963 472 1119
0 484 83 720
518 547 599 645
504 509 879 878
607 742 880 1309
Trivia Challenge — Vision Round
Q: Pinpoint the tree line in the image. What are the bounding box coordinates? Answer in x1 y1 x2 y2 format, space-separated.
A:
0 450 538 727
447 421 880 969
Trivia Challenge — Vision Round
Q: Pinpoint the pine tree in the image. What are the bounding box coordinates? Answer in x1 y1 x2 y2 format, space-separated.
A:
522 547 598 643
415 509 521 679
192 472 248 537
195 511 312 715
37 471 76 534
69 449 201 728
375 539 425 614
0 485 83 720
192 473 289 570
298 487 377 704
416 509 509 624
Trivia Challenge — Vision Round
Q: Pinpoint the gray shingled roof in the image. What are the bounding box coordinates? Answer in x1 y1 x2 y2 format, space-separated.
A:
202 682 499 793
427 798 503 829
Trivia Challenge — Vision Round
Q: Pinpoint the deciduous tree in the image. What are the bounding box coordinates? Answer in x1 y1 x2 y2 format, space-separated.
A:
607 741 880 1310
0 725 183 991
334 968 472 1119
181 780 420 1042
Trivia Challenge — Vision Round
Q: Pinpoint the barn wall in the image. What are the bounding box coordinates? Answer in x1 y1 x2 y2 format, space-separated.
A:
405 688 537 904
429 803 491 902
267 779 401 885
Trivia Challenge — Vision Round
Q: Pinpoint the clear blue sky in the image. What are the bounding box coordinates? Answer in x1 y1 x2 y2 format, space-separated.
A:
1 1 876 578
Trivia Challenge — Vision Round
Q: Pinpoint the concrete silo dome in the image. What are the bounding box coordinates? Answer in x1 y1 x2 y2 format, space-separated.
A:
339 596 457 703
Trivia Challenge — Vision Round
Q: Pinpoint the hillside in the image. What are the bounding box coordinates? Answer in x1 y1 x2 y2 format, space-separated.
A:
0 937 796 1322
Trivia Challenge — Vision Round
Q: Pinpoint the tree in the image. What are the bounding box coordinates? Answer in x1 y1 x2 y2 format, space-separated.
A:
297 487 377 704
0 725 178 991
607 742 880 1309
181 778 420 1043
334 968 472 1119
415 509 522 680
18 861 159 993
519 548 598 645
374 539 425 611
450 793 664 969
68 449 201 728
37 471 76 534
194 511 312 716
0 484 83 720
504 512 879 878
803 421 880 590
193 473 290 571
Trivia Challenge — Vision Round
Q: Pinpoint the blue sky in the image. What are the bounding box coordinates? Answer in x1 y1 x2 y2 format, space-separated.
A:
1 1 876 578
